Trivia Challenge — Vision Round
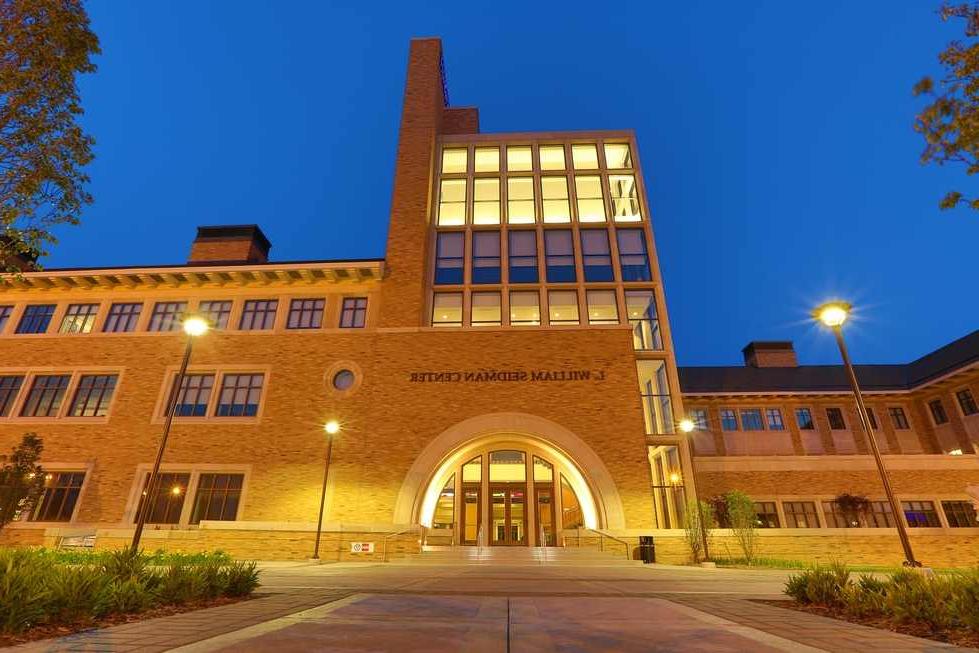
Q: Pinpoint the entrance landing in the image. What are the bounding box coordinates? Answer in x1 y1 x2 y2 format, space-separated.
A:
405 545 644 566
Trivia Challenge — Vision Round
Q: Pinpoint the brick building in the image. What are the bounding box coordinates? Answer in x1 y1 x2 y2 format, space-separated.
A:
0 39 975 565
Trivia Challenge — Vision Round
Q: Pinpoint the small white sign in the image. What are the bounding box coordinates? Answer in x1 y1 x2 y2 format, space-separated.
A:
350 542 375 553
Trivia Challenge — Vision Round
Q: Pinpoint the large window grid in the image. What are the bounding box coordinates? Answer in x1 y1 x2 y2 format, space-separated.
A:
20 375 71 417
59 304 99 334
471 232 501 284
166 371 265 419
148 302 187 332
637 360 674 434
30 472 85 522
216 374 264 417
239 300 278 330
199 300 232 330
191 473 244 523
0 376 24 417
339 298 367 328
0 306 11 333
135 472 191 524
16 304 56 334
68 375 118 417
103 303 142 333
286 299 324 329
626 290 662 350
170 374 214 417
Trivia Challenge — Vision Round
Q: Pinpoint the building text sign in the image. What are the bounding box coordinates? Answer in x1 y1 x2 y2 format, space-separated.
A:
409 369 606 383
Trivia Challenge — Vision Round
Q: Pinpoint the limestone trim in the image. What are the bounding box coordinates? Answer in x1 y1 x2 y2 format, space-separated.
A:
392 412 626 529
693 453 979 472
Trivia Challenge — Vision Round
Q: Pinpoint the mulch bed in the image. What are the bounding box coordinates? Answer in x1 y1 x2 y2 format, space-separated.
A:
761 599 979 649
0 594 256 648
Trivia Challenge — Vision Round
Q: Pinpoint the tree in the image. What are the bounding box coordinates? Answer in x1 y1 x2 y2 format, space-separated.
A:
0 0 100 270
682 499 716 564
0 433 45 528
724 490 758 565
914 3 979 211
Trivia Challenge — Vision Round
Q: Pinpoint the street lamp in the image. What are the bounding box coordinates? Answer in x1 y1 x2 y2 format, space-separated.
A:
131 315 209 552
312 420 340 559
678 418 695 434
814 301 920 567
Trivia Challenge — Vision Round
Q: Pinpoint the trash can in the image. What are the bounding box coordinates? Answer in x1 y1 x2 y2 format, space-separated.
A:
638 535 655 563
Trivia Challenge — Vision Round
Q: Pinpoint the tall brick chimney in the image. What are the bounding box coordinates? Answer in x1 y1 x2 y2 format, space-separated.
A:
188 225 271 265
742 341 798 368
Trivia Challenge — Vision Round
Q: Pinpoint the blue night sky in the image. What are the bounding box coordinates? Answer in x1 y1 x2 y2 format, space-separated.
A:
56 1 978 367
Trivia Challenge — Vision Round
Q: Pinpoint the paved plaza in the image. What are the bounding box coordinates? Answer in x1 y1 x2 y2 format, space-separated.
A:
15 561 973 652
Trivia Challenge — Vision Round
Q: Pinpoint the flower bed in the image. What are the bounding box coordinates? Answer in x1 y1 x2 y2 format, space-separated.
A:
781 562 979 648
0 547 260 639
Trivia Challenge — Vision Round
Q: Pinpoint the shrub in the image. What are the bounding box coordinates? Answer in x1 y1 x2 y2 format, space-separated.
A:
104 577 154 614
950 568 979 631
724 490 758 564
784 562 850 607
0 549 52 633
103 548 150 582
886 570 955 629
155 563 199 605
196 560 229 600
48 566 111 622
223 561 260 597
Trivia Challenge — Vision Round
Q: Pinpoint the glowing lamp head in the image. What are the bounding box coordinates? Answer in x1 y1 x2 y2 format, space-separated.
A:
814 302 850 328
324 420 340 436
182 316 209 337
668 472 681 484
171 485 182 496
678 418 695 434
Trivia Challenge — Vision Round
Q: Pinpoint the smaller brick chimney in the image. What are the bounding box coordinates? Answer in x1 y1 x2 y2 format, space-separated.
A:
188 225 271 265
742 341 798 368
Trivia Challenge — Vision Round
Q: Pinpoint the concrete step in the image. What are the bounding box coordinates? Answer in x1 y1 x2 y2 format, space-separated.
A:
397 546 645 567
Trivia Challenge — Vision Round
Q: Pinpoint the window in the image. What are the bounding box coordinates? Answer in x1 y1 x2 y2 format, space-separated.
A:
625 290 662 350
541 177 571 223
509 291 540 326
437 179 466 226
795 408 815 430
740 409 764 431
571 144 599 169
506 145 532 171
867 501 896 527
434 232 464 285
287 299 324 329
59 304 99 334
507 177 535 224
766 408 785 431
30 472 85 522
754 502 780 528
609 174 641 221
0 376 24 416
822 501 861 528
20 375 71 417
942 500 978 527
866 407 878 430
574 176 606 223
340 298 367 328
470 292 501 326
783 501 819 528
544 230 576 282
441 147 467 174
956 389 978 416
547 290 579 325
826 407 846 430
191 473 244 523
16 304 56 334
585 290 618 324
474 147 499 172
902 500 941 527
580 230 613 281
68 375 118 417
170 374 214 417
103 303 142 333
720 409 738 431
604 143 633 168
216 374 264 417
471 231 501 284
928 399 949 425
332 369 355 391
0 305 11 332
432 293 462 327
539 145 565 170
239 300 277 331
616 229 651 281
690 409 709 431
473 178 500 225
135 472 190 524
508 231 538 283
637 360 674 434
199 301 232 330
148 302 187 332
888 407 910 430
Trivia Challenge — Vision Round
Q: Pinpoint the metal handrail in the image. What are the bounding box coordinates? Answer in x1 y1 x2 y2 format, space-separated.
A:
381 526 422 563
586 527 631 560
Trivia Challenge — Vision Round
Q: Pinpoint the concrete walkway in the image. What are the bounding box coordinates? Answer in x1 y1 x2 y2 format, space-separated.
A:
15 562 973 652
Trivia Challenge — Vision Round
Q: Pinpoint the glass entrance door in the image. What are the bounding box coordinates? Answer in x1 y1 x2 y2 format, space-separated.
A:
460 484 481 545
535 485 556 546
490 485 527 545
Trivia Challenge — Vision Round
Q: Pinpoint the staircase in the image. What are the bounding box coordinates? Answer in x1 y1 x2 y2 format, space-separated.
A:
396 545 645 567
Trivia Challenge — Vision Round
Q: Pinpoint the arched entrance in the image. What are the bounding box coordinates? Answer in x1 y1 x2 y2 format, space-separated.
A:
422 440 594 546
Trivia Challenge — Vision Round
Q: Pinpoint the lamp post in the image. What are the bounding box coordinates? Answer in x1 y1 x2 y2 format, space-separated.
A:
814 301 920 567
131 315 209 552
312 419 340 560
